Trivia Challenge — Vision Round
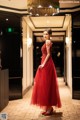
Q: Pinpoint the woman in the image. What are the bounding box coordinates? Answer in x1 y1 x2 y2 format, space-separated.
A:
31 28 61 116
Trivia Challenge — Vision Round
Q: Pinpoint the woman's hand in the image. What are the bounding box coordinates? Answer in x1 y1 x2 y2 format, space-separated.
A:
38 64 44 69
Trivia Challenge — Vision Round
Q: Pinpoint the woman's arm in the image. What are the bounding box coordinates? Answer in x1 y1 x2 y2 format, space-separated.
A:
39 40 51 68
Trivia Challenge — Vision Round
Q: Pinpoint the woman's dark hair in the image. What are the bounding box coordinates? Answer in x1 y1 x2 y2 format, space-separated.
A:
45 28 52 35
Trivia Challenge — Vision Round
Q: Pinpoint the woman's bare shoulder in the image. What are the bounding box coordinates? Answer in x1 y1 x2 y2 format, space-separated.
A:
46 40 52 46
46 40 51 44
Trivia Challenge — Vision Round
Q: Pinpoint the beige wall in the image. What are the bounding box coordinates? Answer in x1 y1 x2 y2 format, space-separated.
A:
22 17 33 95
26 25 33 88
66 15 72 93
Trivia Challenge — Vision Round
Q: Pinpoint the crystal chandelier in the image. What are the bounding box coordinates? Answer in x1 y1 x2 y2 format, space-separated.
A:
27 0 59 16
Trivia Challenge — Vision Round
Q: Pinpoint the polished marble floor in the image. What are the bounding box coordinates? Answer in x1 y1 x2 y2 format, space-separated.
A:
1 78 80 120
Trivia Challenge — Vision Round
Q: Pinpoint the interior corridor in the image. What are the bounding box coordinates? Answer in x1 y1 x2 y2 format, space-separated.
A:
1 77 80 120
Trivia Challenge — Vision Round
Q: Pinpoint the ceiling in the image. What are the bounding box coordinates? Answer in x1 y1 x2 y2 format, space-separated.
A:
25 14 71 31
0 0 80 37
25 15 71 42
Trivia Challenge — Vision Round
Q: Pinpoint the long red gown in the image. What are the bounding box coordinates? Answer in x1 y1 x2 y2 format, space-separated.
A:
31 42 61 108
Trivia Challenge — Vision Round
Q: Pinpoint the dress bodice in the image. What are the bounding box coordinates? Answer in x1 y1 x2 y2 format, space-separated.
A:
41 43 52 56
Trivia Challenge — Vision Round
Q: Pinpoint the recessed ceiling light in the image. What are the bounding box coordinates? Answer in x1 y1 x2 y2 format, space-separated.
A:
49 5 53 8
47 20 49 24
37 5 42 8
6 18 8 21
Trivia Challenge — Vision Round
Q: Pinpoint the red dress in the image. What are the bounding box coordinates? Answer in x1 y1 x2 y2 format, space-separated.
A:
31 43 61 108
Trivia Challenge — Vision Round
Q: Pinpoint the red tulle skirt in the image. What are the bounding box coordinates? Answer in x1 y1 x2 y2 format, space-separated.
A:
31 56 61 108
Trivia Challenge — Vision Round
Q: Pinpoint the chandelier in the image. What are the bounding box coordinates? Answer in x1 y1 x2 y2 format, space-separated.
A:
27 0 59 16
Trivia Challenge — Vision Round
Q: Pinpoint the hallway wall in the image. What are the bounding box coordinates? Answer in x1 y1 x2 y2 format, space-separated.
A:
22 17 33 95
66 15 72 93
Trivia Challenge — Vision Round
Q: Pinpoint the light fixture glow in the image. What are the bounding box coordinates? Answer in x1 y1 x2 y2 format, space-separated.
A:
49 5 53 8
27 0 59 16
66 37 69 44
27 38 32 48
6 18 8 21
